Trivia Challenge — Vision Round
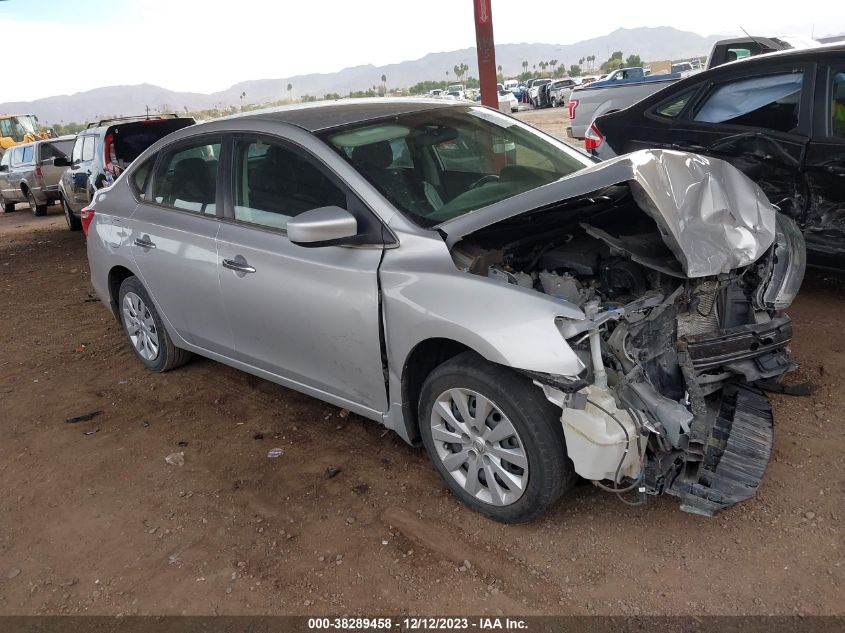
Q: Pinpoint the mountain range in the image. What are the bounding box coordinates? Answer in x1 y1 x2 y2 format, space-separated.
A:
2 27 728 125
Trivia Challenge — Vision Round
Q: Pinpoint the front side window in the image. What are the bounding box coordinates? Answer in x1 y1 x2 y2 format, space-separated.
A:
0 119 12 138
323 106 590 226
151 140 220 214
233 139 347 230
694 71 804 133
81 136 95 162
831 71 845 138
71 138 84 163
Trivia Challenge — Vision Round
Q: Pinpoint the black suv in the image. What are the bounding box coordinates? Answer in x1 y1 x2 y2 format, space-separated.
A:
57 114 195 230
588 45 845 270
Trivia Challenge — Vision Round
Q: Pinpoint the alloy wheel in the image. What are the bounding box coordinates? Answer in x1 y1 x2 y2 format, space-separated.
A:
122 292 160 361
429 388 528 506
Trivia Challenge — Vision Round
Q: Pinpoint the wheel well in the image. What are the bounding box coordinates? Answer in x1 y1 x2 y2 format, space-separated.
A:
401 338 470 441
107 266 135 319
20 182 29 195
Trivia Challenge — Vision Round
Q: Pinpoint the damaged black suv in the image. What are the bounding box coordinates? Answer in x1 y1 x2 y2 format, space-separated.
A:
590 45 845 270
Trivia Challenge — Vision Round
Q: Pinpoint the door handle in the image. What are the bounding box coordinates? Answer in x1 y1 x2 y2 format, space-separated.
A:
825 165 845 176
133 237 156 249
222 258 256 274
671 142 709 152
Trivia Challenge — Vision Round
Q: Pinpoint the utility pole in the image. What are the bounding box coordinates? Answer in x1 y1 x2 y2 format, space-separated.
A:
473 0 497 108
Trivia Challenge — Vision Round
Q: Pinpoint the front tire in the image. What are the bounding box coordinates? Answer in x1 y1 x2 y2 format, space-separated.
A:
118 277 192 372
418 352 575 523
61 195 82 230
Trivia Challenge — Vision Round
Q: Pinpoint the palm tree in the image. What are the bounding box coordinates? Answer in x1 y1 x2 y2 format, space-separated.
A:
380 74 387 94
286 83 293 101
521 60 528 73
550 59 558 74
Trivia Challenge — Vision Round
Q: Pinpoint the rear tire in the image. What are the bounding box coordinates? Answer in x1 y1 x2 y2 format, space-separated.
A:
1 193 16 213
418 352 575 523
62 195 82 231
27 190 47 216
118 276 193 372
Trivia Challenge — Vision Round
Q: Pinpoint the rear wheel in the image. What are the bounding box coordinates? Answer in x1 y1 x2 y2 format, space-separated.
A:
62 195 82 231
118 276 192 372
27 190 47 216
418 352 575 523
1 193 16 213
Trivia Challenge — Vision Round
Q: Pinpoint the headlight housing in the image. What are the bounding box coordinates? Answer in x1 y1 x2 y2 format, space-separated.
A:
755 213 806 310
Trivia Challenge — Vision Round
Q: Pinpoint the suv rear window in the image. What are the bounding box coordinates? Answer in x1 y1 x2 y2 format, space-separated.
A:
110 118 195 169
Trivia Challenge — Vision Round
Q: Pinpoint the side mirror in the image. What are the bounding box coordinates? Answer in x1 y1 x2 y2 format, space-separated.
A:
287 206 358 247
53 156 71 167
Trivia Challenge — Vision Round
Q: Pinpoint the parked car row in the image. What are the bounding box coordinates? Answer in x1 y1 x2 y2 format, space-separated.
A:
0 114 195 228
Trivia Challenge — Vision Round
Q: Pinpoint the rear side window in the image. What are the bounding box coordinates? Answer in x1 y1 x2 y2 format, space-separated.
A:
694 72 803 133
831 71 845 138
81 136 95 162
11 146 24 166
39 140 73 162
151 139 220 214
21 145 34 164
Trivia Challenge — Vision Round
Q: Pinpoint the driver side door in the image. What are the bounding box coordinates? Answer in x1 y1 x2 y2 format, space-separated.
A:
216 134 389 415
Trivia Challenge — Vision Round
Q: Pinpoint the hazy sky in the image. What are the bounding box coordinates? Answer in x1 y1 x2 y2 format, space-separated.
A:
3 0 843 101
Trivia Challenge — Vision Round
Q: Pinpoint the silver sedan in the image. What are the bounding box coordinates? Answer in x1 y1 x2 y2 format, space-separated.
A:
84 99 804 522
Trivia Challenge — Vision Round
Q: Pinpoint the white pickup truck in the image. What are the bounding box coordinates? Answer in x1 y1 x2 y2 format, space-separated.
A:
566 67 680 139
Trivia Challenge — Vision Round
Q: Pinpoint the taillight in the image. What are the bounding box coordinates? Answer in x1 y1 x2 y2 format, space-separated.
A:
568 99 579 120
34 165 43 180
104 132 118 176
584 122 604 151
80 207 95 236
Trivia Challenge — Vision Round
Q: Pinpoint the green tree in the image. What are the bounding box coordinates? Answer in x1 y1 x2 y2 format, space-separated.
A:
286 83 293 101
521 60 528 74
569 64 582 77
600 51 624 73
625 54 643 68
497 64 503 83
550 58 558 74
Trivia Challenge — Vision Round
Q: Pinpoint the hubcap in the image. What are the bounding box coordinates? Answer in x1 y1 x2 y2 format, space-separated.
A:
430 388 528 506
122 292 160 361
28 192 36 212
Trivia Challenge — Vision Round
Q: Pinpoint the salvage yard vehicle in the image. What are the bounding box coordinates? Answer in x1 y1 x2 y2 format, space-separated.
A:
84 99 804 522
590 45 845 269
567 67 681 139
705 34 820 70
0 136 74 214
57 114 195 231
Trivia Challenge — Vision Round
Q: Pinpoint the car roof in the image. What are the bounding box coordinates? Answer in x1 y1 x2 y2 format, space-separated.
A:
716 42 845 70
221 98 463 132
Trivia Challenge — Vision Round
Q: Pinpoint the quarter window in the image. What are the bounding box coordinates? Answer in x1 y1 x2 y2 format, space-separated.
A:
130 155 156 200
151 140 220 214
831 71 845 138
694 72 803 133
81 136 95 162
654 89 696 118
233 139 347 231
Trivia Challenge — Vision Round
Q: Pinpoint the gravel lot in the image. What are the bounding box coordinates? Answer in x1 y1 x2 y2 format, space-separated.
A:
0 108 842 616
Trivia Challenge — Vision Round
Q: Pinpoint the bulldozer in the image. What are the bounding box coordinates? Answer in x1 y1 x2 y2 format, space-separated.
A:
0 114 55 156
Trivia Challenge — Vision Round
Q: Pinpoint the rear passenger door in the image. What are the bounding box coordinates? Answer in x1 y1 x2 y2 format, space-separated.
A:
216 134 388 414
666 64 811 220
129 135 234 356
0 150 15 201
803 63 845 266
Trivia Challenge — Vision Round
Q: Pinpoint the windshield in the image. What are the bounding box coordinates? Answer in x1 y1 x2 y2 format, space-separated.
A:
323 106 591 227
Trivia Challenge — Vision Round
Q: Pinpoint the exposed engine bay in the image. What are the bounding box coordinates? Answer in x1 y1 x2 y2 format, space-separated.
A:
450 181 806 515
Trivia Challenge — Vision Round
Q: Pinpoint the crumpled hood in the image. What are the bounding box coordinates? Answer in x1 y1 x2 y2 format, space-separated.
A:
438 149 777 278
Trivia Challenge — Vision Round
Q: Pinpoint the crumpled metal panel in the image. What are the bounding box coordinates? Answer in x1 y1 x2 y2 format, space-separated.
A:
625 151 776 277
439 149 777 277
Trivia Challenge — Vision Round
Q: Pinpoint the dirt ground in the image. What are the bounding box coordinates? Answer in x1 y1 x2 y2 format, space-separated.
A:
0 109 843 617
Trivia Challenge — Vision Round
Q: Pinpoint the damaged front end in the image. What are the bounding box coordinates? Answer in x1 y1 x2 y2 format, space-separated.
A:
446 150 806 516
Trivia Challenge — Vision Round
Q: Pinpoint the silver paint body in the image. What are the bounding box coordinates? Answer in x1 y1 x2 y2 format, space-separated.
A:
85 101 777 444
